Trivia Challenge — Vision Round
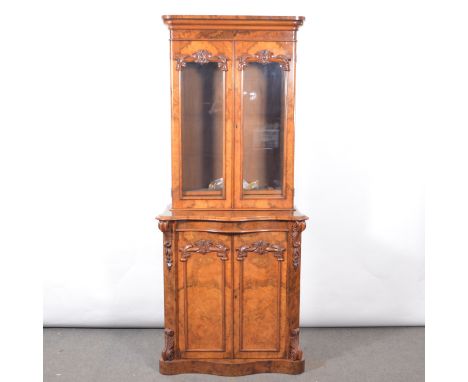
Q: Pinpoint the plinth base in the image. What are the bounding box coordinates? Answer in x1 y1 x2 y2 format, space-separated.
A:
159 358 305 376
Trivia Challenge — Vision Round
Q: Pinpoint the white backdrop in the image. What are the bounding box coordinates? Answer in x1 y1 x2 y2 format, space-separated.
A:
41 1 424 327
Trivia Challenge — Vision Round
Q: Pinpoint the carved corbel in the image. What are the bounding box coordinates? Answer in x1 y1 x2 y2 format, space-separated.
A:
288 328 303 361
158 221 173 270
161 328 176 361
291 221 306 270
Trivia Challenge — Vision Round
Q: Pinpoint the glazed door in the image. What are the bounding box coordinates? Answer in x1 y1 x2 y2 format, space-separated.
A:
171 41 234 209
177 232 233 358
234 42 295 209
233 232 288 358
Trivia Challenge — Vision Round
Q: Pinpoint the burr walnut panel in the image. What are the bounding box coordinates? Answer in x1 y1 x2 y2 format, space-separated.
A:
159 15 306 376
177 232 233 358
159 216 307 374
172 226 295 361
170 29 297 42
233 232 288 358
176 220 289 233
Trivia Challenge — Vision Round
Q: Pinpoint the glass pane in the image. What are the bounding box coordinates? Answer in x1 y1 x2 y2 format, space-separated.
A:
181 62 224 194
242 62 285 192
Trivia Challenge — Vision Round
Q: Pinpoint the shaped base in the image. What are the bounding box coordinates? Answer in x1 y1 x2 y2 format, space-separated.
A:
159 358 305 376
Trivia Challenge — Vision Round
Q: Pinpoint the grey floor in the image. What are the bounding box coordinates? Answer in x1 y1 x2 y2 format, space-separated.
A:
44 327 424 382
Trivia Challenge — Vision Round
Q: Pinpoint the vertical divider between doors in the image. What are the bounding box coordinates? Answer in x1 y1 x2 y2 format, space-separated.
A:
174 225 180 357
183 248 188 351
230 234 235 358
231 41 237 208
277 252 282 351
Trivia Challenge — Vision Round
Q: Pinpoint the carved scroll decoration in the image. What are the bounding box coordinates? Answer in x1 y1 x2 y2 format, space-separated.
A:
161 328 176 361
238 50 291 71
180 240 229 262
291 221 306 270
158 221 173 270
237 240 285 261
288 328 303 361
175 49 228 71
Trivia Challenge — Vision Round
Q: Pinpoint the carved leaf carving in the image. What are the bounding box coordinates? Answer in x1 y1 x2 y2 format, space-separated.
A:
175 49 229 71
288 328 303 361
291 221 306 270
161 328 176 361
236 240 285 261
238 50 291 71
158 221 173 270
180 239 229 261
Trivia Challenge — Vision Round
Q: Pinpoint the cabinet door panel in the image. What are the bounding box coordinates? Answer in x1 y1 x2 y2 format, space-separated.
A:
234 41 295 209
177 232 233 358
171 40 234 209
233 232 288 358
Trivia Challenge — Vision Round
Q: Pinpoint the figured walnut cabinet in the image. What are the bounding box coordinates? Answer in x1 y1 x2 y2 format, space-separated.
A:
157 15 307 376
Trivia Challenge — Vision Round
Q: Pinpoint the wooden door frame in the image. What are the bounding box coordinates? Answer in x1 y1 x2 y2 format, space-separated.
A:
176 230 234 359
232 231 289 358
233 41 296 210
170 40 234 210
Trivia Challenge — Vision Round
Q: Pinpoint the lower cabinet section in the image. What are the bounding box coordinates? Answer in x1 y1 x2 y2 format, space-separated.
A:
158 219 306 375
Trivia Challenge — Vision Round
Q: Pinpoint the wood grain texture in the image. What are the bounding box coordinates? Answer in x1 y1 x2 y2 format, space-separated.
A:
238 49 291 70
291 220 306 270
157 205 308 221
168 23 299 211
177 231 233 359
161 328 176 361
158 218 307 373
158 221 179 360
158 221 173 270
158 15 307 376
175 49 228 71
233 40 296 209
170 40 233 210
159 357 305 375
233 232 288 359
162 15 305 32
170 29 296 42
288 328 303 361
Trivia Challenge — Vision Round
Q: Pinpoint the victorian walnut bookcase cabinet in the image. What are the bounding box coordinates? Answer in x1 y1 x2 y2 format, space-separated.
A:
157 15 307 376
